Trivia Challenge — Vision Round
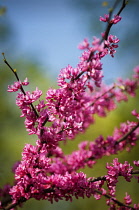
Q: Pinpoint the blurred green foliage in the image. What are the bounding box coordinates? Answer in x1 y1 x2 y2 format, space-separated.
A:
0 6 6 16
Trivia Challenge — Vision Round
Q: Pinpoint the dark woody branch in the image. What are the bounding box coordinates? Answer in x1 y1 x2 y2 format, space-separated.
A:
2 53 39 118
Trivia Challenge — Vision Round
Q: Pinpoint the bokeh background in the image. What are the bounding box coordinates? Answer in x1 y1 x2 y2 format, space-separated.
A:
0 0 139 209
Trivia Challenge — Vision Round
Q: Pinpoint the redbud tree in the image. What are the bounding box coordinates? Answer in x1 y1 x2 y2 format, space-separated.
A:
1 0 139 209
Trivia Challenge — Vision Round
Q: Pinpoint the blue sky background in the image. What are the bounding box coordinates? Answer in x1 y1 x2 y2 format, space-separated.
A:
1 0 139 83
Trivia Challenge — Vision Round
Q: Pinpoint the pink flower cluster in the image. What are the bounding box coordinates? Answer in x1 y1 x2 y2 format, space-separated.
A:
6 57 139 209
6 32 121 149
100 14 122 24
106 159 139 209
8 157 139 208
1 4 139 210
104 35 120 57
7 78 29 92
106 158 133 196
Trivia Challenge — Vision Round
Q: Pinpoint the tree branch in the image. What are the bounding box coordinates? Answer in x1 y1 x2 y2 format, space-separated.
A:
95 189 136 210
115 122 139 145
103 0 128 41
2 53 39 118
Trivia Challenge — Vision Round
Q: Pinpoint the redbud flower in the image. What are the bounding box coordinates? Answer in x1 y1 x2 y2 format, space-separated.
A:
124 192 132 205
111 15 122 24
7 81 21 92
100 14 109 22
78 38 90 50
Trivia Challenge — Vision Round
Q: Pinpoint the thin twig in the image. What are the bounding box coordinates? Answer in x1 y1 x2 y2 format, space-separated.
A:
1 197 26 210
73 0 128 81
2 53 39 118
90 169 139 183
95 189 136 210
103 0 128 41
91 85 115 106
116 122 139 145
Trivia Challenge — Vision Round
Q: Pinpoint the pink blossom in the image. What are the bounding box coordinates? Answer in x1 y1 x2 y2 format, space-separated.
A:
111 15 122 24
133 160 139 167
133 65 139 80
78 38 90 50
22 78 29 86
106 159 133 196
124 193 132 205
104 35 120 57
100 14 121 24
100 14 109 22
7 81 21 92
7 78 29 92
